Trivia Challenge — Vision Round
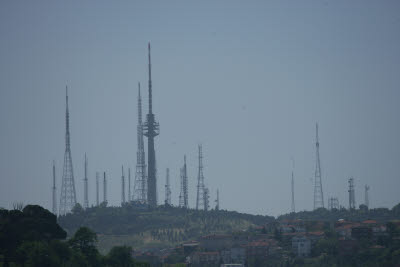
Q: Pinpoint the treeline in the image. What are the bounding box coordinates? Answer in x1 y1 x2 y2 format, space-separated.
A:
58 203 274 240
0 205 148 267
278 203 400 222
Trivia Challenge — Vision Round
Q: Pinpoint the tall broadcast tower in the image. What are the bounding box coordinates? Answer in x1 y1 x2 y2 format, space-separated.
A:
143 43 160 207
313 123 324 210
135 83 147 203
52 161 57 215
196 145 205 210
165 168 171 205
83 154 89 209
59 86 77 215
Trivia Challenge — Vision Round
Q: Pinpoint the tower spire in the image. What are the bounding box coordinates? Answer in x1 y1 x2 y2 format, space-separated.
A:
313 123 324 210
143 42 160 207
59 86 77 215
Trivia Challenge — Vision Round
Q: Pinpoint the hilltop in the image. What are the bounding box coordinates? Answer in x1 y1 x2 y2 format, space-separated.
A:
58 203 274 253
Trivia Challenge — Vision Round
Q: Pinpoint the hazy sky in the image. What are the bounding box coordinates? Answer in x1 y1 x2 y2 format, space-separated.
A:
1 1 399 216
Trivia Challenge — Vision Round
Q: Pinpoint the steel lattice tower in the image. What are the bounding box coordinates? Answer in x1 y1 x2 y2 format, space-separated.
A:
121 166 126 204
215 189 219 211
365 185 370 208
135 82 147 203
103 172 107 204
165 168 171 205
313 123 324 210
348 177 356 209
203 187 209 211
291 170 295 213
96 172 99 206
179 155 188 208
128 168 131 202
83 154 89 209
143 43 160 207
196 145 205 210
52 161 57 215
328 197 339 210
59 86 77 215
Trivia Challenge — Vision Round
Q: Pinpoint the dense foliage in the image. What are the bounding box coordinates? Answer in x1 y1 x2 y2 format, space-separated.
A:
0 205 148 267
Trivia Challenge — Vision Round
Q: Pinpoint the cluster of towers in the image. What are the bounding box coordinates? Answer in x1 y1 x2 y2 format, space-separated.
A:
290 123 371 213
53 43 219 216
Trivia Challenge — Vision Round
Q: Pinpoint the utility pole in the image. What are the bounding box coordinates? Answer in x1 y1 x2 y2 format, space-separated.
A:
52 161 57 215
143 43 160 207
313 123 324 210
121 166 125 205
59 86 77 215
165 168 171 205
83 154 89 209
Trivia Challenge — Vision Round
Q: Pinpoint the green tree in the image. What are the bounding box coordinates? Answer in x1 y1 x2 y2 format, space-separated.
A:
106 245 134 267
68 227 99 266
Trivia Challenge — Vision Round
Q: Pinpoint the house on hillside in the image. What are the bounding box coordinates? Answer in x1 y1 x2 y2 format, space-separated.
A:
191 251 221 267
292 235 311 257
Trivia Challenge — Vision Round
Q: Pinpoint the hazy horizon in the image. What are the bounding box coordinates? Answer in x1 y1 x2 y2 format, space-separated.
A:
1 1 400 216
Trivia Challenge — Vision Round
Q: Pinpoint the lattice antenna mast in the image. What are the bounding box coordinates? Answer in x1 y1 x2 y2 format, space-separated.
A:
179 156 189 208
52 160 57 215
135 82 147 203
83 154 89 209
215 189 219 211
196 145 205 210
291 171 295 213
96 172 99 206
365 185 370 208
204 187 209 211
143 43 160 207
103 172 107 204
59 86 77 215
128 168 131 202
121 166 126 205
165 168 171 205
348 177 355 209
313 123 324 210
